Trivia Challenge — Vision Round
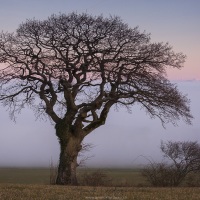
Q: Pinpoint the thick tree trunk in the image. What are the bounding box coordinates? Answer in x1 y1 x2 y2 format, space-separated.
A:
55 121 82 185
56 147 79 185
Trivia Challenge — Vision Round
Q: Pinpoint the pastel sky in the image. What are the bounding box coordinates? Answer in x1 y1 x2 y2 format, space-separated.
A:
0 0 199 80
0 0 199 167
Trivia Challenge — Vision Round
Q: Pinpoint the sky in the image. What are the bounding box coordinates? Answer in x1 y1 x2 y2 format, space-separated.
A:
0 0 199 167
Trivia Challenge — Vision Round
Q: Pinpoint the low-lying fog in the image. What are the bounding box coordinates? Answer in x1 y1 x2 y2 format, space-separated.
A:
0 80 199 168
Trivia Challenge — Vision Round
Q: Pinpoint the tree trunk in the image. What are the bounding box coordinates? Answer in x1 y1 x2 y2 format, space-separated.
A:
55 121 82 185
56 147 79 185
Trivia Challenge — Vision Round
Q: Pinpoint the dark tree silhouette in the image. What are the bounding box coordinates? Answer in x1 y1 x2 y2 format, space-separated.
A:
0 13 192 185
161 141 200 176
142 141 200 187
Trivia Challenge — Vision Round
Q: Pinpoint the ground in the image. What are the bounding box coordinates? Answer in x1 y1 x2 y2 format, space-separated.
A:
1 168 200 200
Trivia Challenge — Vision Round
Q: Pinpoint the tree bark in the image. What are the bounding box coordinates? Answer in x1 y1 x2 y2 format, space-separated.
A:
55 121 82 185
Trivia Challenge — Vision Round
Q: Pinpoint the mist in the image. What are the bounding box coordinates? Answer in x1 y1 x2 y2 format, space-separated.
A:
0 80 199 168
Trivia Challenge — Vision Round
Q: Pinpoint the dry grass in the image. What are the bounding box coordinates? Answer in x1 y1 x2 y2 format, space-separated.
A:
1 184 200 200
1 168 200 200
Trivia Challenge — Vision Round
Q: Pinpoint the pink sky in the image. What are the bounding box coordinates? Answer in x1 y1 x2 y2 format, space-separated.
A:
167 60 200 81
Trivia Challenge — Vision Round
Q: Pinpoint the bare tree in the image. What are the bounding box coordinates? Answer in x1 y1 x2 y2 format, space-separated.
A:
0 13 192 185
142 141 200 187
161 140 200 176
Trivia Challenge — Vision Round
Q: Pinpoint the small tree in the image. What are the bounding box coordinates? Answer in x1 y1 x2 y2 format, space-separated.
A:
142 141 200 187
161 141 200 176
0 13 192 185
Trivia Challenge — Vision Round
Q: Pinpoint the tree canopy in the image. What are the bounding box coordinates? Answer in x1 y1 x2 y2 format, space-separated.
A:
0 13 192 126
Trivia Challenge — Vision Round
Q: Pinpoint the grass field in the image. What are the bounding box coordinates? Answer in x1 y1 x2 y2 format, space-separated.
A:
1 168 200 200
0 168 50 184
0 167 148 186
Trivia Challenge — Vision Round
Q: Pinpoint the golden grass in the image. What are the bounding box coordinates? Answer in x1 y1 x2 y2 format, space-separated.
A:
1 184 200 200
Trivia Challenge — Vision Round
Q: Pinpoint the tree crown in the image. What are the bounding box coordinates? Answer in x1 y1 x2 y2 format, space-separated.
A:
0 13 192 130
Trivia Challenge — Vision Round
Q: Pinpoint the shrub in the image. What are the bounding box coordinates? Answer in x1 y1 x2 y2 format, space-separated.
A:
185 172 200 187
142 140 200 187
142 162 184 187
80 170 112 186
